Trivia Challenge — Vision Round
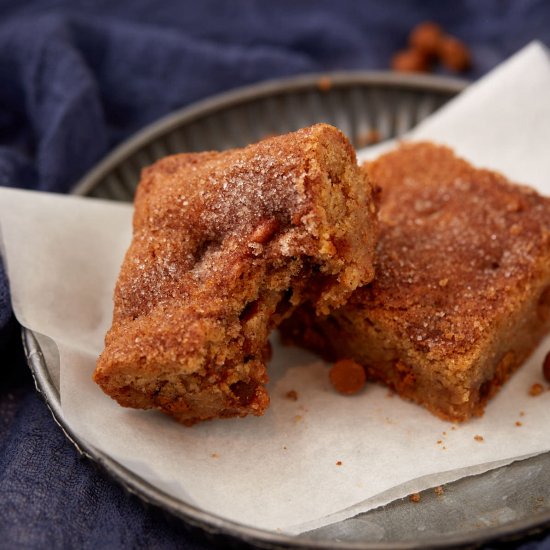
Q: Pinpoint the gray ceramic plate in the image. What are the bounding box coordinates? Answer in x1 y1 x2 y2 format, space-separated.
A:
23 72 550 549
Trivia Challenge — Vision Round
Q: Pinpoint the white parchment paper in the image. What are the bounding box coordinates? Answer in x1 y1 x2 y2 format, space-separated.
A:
1 41 550 535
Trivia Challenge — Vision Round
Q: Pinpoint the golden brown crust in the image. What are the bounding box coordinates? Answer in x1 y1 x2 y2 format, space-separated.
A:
94 124 378 425
281 142 550 421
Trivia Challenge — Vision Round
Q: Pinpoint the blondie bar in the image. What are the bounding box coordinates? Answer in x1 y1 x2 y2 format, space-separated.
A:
282 142 550 421
94 124 378 425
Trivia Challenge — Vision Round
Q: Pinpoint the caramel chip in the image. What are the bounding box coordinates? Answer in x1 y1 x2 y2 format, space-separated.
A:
529 383 544 397
250 218 280 244
391 49 431 73
391 21 471 75
329 359 367 395
409 21 443 56
439 36 471 72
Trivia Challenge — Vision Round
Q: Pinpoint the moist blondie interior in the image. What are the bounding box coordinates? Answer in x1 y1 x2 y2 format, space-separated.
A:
94 124 378 425
281 142 550 421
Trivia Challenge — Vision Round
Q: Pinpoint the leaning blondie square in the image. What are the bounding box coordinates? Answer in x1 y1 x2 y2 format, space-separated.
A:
94 124 378 425
282 142 550 421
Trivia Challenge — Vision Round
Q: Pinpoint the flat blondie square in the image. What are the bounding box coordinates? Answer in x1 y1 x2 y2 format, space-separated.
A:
282 142 550 421
94 124 378 425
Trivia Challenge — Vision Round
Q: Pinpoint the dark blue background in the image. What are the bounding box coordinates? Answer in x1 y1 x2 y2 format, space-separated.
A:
1 1 550 548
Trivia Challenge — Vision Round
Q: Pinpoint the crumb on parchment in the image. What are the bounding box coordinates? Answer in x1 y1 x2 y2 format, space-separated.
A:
285 390 298 401
529 383 544 397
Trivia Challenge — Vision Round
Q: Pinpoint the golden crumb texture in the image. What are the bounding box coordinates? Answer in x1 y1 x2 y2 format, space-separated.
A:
94 124 378 425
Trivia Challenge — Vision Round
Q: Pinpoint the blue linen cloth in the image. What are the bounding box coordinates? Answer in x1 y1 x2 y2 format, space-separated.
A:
1 1 550 548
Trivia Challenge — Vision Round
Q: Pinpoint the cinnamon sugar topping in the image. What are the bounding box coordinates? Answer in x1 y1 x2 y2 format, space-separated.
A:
94 124 378 426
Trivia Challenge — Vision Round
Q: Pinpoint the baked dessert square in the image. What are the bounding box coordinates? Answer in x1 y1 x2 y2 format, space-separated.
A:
281 142 550 421
94 124 378 425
